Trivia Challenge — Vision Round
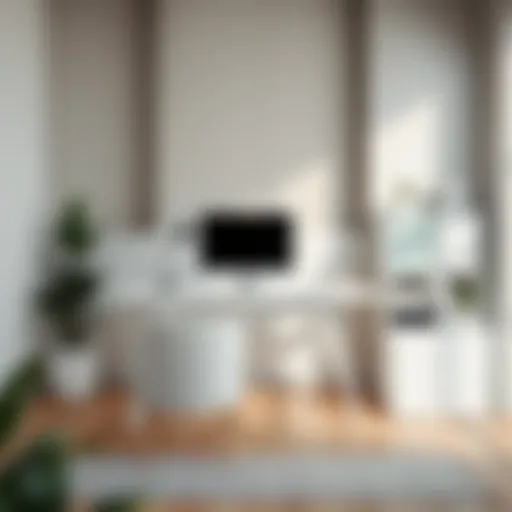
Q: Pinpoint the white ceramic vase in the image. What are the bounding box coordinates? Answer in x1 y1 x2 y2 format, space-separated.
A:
48 345 99 401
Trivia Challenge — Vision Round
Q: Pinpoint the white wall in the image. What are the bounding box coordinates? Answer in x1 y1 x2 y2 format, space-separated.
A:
155 0 345 387
49 0 138 228
156 0 342 270
369 0 473 212
0 0 47 383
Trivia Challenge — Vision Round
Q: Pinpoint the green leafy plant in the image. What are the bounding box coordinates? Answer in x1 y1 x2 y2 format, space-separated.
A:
0 357 139 511
38 200 100 346
451 275 480 311
55 200 98 256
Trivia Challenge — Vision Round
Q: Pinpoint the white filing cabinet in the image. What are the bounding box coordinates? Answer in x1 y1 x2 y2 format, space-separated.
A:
385 316 490 417
159 317 247 411
132 315 247 412
446 314 489 416
385 325 443 416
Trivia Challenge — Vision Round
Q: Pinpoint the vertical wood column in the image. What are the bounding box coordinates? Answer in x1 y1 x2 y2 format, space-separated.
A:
470 0 502 411
465 0 499 314
132 0 156 227
340 0 383 405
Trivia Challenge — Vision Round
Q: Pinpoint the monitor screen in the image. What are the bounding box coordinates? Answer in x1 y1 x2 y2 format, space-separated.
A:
200 212 293 270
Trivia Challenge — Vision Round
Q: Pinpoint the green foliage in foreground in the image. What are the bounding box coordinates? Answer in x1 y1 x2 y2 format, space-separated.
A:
0 356 140 512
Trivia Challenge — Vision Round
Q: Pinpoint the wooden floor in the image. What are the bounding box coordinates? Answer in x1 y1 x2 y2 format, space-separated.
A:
16 388 512 458
73 499 506 512
18 389 512 511
117 502 494 512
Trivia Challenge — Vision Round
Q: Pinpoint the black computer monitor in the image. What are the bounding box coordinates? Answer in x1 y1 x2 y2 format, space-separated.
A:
200 211 293 271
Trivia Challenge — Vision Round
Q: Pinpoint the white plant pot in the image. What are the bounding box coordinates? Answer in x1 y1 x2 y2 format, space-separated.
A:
48 346 99 401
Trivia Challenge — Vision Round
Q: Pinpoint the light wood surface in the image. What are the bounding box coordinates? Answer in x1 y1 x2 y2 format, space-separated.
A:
15 388 512 459
131 502 491 512
74 501 494 512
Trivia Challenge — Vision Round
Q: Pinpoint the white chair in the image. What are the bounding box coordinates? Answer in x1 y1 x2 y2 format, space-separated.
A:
254 230 353 392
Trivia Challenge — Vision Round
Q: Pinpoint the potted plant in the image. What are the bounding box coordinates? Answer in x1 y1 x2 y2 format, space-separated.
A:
0 356 138 511
38 200 102 401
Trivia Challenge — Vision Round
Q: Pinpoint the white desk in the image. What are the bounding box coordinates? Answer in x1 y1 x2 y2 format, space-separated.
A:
103 279 429 413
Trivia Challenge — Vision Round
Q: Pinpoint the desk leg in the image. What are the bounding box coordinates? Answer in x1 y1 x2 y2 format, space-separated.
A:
120 307 152 431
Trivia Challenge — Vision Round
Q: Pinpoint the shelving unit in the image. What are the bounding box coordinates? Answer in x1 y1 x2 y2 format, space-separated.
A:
380 204 488 417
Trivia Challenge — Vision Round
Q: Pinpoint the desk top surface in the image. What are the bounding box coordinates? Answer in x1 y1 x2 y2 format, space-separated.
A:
103 278 432 314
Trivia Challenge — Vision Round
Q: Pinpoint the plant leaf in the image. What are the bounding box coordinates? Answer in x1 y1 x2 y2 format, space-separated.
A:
0 433 70 512
0 356 44 451
56 199 98 254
